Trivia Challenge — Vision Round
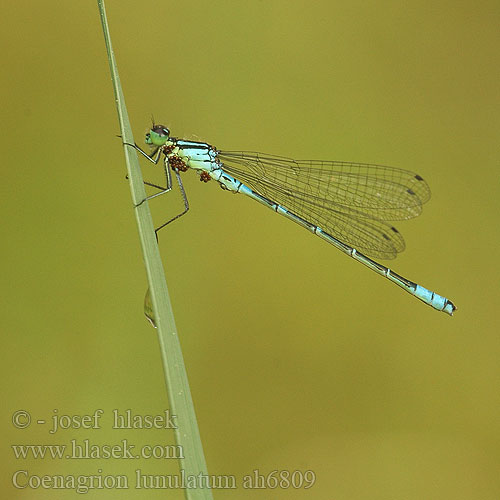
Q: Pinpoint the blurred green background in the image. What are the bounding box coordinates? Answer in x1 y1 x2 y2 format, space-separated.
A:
2 0 499 498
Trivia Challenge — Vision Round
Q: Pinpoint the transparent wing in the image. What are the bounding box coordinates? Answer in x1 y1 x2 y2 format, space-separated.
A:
217 151 432 259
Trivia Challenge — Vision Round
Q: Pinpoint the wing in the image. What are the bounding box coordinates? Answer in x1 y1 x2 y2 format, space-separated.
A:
217 151 432 259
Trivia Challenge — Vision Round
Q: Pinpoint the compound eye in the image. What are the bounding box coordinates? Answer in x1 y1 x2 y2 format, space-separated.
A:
162 128 169 135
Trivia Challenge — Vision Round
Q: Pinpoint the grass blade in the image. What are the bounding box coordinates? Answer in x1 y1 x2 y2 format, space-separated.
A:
97 2 213 497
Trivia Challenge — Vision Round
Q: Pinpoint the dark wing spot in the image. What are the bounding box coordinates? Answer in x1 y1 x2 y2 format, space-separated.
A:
390 226 399 233
407 188 416 196
382 233 390 240
414 174 424 181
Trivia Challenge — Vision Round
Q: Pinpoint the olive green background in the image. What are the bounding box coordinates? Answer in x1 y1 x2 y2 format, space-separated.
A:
2 1 499 498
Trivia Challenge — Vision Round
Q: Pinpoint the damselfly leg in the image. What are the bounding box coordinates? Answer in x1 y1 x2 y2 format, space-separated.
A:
154 169 189 236
124 142 172 205
123 142 190 237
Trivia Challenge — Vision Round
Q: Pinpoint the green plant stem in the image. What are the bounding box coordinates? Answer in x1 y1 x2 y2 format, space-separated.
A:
97 2 213 498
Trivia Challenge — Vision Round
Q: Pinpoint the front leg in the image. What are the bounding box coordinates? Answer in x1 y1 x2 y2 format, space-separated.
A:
123 142 163 164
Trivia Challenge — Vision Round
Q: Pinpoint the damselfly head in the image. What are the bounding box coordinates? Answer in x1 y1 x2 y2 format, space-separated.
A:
146 124 170 146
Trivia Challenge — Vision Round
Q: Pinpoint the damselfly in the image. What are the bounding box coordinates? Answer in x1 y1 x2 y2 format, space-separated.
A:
127 124 456 326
